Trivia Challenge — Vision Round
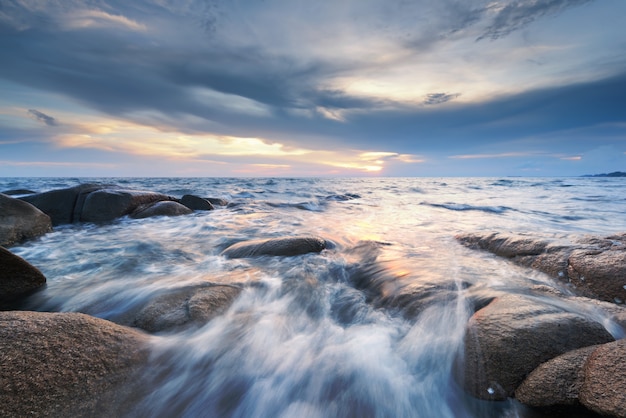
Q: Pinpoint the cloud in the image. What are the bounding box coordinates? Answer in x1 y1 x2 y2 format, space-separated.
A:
478 0 595 40
423 93 461 106
1 0 623 177
59 9 147 32
27 109 58 126
0 160 115 168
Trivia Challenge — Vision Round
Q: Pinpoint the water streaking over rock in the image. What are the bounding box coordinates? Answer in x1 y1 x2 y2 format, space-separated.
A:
2 177 626 417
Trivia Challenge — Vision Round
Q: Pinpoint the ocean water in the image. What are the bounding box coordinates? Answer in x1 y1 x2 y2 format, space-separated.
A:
3 177 626 417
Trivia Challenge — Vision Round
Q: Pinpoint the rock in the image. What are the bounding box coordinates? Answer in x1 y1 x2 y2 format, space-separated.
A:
0 246 47 309
0 311 149 417
456 232 551 258
20 183 113 225
81 189 174 222
568 248 626 303
580 339 626 417
221 236 329 259
180 194 214 211
131 285 242 332
0 193 52 247
459 294 614 401
21 184 178 224
206 197 229 206
130 201 193 219
348 258 472 319
1 189 36 195
456 232 626 303
515 345 598 407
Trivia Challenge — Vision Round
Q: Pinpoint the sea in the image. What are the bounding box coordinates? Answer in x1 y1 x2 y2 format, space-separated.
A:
2 176 626 417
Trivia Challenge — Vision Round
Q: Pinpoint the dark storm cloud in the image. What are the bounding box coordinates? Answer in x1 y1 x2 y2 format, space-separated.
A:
27 109 58 126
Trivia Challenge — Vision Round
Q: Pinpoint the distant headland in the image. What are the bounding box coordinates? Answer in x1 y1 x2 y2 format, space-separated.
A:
582 171 626 177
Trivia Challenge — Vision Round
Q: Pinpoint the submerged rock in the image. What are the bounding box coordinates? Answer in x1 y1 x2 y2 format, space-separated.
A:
0 246 46 309
221 236 329 258
130 201 193 219
180 194 215 211
456 232 626 303
459 294 614 401
0 193 52 247
580 339 626 418
206 197 229 206
0 311 149 417
131 284 242 333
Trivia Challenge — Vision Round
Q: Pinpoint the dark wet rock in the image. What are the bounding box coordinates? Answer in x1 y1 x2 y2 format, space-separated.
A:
459 294 614 401
81 189 174 222
0 311 149 417
181 194 215 211
131 284 242 332
580 339 626 418
221 236 329 259
515 345 599 408
21 183 180 224
206 197 229 206
0 193 52 247
0 246 47 309
1 189 36 196
130 201 193 219
456 232 626 303
20 183 113 225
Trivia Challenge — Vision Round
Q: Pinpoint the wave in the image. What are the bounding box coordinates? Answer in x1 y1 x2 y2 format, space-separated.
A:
420 202 513 214
265 201 327 212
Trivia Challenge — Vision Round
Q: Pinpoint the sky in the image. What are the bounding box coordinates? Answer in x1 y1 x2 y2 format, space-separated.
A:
0 0 625 177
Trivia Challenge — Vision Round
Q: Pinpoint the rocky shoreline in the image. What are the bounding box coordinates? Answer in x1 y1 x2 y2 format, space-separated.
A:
1 184 625 416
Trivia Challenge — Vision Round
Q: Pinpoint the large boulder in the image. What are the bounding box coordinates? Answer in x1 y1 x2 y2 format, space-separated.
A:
515 345 599 408
568 248 626 304
459 294 614 401
180 194 214 211
80 189 174 222
0 311 149 417
456 232 626 303
130 284 241 333
0 193 52 247
20 183 112 225
579 339 626 417
0 246 46 309
221 236 329 259
20 184 178 224
130 201 193 219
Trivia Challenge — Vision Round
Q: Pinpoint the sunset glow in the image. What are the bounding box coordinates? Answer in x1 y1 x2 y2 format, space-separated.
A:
0 0 625 176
